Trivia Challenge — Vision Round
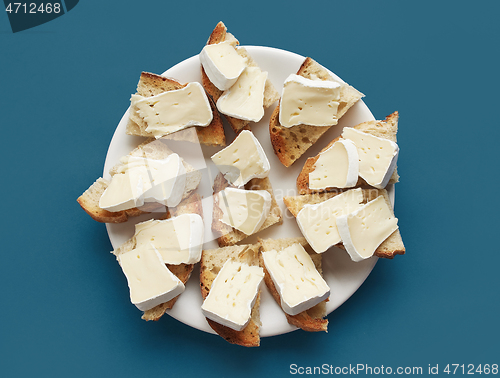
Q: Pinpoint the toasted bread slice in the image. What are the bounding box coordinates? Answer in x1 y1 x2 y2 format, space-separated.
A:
283 189 405 259
259 237 328 332
77 139 202 223
296 111 400 194
77 178 142 223
126 72 226 146
201 21 280 133
269 57 364 167
200 243 262 347
112 193 203 321
211 172 283 247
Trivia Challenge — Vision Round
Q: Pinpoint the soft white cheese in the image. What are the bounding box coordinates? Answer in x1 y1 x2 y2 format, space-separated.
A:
279 74 341 128
262 243 330 316
133 214 204 265
100 154 188 211
131 82 213 138
216 66 267 122
140 154 186 207
201 259 264 331
117 244 185 311
296 188 364 253
342 127 399 189
309 139 359 189
211 130 270 187
336 195 399 262
99 166 151 212
217 187 271 235
199 41 247 91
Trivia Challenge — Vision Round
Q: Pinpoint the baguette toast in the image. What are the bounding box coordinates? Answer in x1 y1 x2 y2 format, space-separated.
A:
283 189 405 259
200 243 262 347
112 193 203 321
259 237 328 332
201 21 280 133
77 138 202 223
269 57 364 167
296 112 400 194
126 72 226 146
211 172 282 247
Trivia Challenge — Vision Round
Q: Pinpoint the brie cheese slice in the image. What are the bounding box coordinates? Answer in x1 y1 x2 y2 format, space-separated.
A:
140 154 187 208
218 187 271 235
211 130 270 187
216 67 267 122
131 82 213 138
342 127 399 189
201 259 264 331
100 154 188 211
134 214 204 265
309 139 359 189
296 188 364 253
99 166 150 212
199 41 247 91
262 243 330 316
117 244 185 311
279 74 341 127
336 195 398 262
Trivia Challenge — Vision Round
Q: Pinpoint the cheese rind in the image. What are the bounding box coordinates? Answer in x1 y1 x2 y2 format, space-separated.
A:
309 139 359 189
262 243 330 316
131 82 213 138
201 259 264 331
211 130 270 187
134 214 204 265
336 195 399 262
218 187 271 235
216 67 267 122
342 127 399 189
117 245 185 311
296 188 364 253
199 41 247 91
279 74 341 128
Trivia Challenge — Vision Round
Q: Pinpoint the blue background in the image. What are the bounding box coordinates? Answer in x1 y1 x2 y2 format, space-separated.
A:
1 1 499 377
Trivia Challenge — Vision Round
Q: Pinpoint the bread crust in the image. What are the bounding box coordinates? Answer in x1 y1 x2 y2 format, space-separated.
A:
269 57 364 167
205 295 261 347
77 178 129 223
282 189 405 259
296 111 400 194
211 172 283 247
207 21 228 45
199 243 262 347
258 237 328 332
126 72 226 146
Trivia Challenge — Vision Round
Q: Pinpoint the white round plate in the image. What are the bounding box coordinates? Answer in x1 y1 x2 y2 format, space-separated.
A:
104 46 390 337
